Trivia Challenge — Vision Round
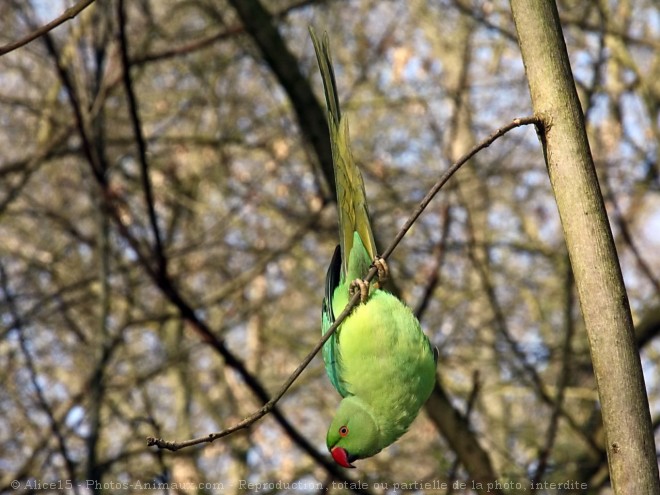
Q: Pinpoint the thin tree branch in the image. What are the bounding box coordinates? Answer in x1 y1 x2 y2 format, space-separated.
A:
380 117 541 262
116 0 166 274
147 116 541 451
28 12 105 184
1 0 96 56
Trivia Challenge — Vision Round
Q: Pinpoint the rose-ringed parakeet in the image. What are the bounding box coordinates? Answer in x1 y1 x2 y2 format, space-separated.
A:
310 30 437 469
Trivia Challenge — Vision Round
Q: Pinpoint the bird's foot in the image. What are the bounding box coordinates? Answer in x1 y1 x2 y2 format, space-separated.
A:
349 278 369 304
373 256 389 289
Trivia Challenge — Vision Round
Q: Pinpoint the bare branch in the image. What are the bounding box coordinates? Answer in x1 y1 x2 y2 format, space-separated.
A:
116 0 166 274
0 0 96 56
147 116 541 451
379 117 541 262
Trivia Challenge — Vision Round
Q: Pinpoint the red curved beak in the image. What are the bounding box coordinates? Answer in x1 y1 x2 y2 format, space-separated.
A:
331 446 356 468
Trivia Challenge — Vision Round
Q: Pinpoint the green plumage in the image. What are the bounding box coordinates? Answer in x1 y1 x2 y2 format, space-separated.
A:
311 29 436 467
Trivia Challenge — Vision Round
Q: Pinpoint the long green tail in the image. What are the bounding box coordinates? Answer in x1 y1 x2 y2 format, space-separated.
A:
310 28 376 283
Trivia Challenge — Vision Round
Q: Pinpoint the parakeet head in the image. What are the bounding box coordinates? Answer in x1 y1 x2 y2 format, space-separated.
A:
326 397 380 468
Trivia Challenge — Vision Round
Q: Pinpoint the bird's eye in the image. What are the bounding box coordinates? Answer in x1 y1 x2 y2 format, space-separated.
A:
339 426 349 437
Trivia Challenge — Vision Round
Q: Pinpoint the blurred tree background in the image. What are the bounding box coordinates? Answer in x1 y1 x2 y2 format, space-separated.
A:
0 0 658 494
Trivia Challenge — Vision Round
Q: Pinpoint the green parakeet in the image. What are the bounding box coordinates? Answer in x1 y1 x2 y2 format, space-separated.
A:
311 30 437 469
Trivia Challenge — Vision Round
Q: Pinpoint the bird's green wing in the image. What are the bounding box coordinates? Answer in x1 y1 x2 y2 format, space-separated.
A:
321 245 348 397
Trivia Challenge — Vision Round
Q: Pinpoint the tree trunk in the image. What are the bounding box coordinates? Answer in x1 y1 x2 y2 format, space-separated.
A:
509 1 660 493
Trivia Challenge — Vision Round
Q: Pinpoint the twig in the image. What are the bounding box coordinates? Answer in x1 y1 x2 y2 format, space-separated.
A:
380 117 541 262
0 0 96 56
147 115 541 451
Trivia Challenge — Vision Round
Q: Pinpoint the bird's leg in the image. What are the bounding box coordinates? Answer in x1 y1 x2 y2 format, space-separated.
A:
349 278 369 304
373 256 389 290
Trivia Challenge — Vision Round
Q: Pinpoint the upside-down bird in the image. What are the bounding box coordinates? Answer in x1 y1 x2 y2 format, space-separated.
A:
311 29 437 469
